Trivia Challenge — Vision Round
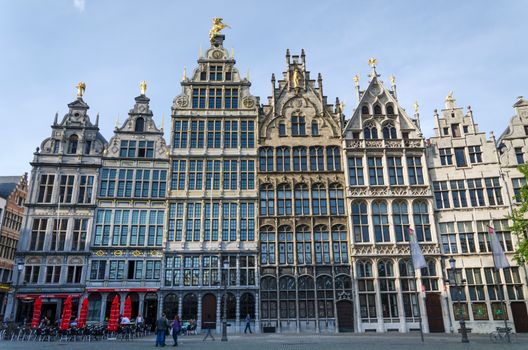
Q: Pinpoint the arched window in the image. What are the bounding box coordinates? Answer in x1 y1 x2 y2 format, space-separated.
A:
413 201 431 241
295 225 311 264
421 259 439 291
363 123 378 140
393 201 409 242
260 276 277 319
163 293 179 320
351 201 369 243
67 134 78 154
240 292 255 319
260 226 275 265
278 225 294 265
357 260 376 321
259 184 274 216
361 105 369 115
329 183 345 215
182 293 198 320
382 123 397 139
311 183 327 215
294 183 310 215
314 225 330 264
276 146 291 171
278 122 286 136
386 104 395 115
277 183 292 216
378 260 398 319
220 292 236 319
279 276 296 319
326 146 341 171
298 275 315 318
332 225 348 264
316 275 334 319
292 146 307 171
292 115 306 136
374 104 382 115
309 146 324 171
311 121 319 136
399 259 419 320
135 117 145 132
259 147 273 172
335 274 352 293
372 201 390 242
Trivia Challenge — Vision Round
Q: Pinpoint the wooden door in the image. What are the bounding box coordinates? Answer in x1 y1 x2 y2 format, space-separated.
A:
202 293 217 329
336 300 354 332
425 293 445 333
511 302 528 333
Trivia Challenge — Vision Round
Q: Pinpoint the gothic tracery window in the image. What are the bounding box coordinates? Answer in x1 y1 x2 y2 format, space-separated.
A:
363 122 378 140
382 123 397 139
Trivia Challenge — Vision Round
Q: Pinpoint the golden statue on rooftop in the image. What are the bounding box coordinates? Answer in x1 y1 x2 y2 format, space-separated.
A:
209 18 230 42
76 82 86 98
368 57 377 68
292 67 301 89
445 90 454 102
140 80 147 95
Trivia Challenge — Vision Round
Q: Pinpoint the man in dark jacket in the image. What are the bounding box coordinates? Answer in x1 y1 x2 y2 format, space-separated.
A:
155 313 169 347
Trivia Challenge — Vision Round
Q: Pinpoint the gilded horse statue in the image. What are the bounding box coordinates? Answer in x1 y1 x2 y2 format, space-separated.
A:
209 18 230 43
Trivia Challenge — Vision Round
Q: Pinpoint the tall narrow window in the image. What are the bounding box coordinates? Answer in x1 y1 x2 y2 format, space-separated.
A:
135 117 144 132
367 157 384 185
331 225 348 264
382 123 397 139
311 121 319 136
451 123 461 137
276 147 291 171
326 146 341 171
67 134 78 154
260 226 275 265
329 183 345 215
37 174 55 203
294 183 310 216
295 225 312 264
387 157 404 185
407 156 424 185
467 179 485 207
209 88 222 109
59 175 75 203
378 261 398 319
292 147 307 171
468 146 482 163
393 201 409 242
413 201 431 241
372 201 390 242
515 147 524 164
278 122 286 136
309 146 324 171
351 202 369 243
259 147 273 172
259 184 274 216
192 88 206 108
485 177 503 205
363 123 378 140
347 157 364 186
278 226 294 265
311 183 327 215
361 105 369 115
450 180 468 208
314 225 330 264
277 184 292 216
374 104 382 115
439 148 453 165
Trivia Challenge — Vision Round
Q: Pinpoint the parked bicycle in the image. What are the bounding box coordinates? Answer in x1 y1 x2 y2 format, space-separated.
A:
490 327 517 343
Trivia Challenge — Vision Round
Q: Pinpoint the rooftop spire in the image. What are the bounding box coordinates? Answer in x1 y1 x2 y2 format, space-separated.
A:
368 58 380 81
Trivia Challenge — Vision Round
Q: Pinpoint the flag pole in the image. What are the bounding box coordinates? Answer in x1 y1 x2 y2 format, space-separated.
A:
408 228 424 342
489 224 510 343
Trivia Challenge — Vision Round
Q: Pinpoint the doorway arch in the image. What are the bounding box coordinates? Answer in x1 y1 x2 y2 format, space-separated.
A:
336 300 354 332
201 293 217 329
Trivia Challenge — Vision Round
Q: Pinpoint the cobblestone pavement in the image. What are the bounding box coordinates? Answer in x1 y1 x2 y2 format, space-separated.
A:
1 332 526 350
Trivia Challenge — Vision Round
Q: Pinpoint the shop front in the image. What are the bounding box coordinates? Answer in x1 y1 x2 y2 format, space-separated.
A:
15 293 82 323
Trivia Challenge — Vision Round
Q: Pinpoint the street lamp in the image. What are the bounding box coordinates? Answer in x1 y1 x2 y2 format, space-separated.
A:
221 260 229 342
449 257 469 343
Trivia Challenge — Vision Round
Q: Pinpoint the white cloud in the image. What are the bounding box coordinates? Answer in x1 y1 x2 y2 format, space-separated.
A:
73 0 85 12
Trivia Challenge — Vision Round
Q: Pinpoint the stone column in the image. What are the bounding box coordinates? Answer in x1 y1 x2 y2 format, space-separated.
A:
157 293 163 319
100 294 108 322
197 292 202 332
178 294 183 319
235 292 241 333
138 293 145 319
216 291 222 334
254 291 260 333
120 293 126 315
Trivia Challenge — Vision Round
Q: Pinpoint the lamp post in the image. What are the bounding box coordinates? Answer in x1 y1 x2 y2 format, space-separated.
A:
221 260 229 342
449 257 469 343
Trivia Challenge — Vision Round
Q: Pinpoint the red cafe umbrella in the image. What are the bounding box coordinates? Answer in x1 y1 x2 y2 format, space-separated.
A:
77 298 89 328
31 296 42 328
59 296 72 330
107 295 119 332
123 296 132 320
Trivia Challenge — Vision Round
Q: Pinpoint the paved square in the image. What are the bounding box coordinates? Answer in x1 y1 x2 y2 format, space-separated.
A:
0 333 526 350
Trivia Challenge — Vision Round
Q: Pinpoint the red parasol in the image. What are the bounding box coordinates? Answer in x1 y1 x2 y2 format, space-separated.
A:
107 295 119 332
123 295 132 320
59 296 72 330
31 296 42 328
77 297 89 328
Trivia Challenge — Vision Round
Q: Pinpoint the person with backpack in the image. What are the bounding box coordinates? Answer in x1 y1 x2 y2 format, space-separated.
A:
171 315 181 346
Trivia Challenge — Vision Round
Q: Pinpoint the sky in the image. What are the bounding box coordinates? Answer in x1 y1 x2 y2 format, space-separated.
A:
1 0 527 175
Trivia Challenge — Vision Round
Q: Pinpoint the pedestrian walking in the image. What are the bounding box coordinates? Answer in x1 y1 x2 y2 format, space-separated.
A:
171 315 181 346
155 313 169 347
244 314 252 334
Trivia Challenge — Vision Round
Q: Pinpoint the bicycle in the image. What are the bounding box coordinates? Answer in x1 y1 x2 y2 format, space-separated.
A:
490 327 517 343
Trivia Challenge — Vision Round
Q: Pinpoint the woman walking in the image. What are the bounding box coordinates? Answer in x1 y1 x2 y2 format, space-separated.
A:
171 315 181 346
